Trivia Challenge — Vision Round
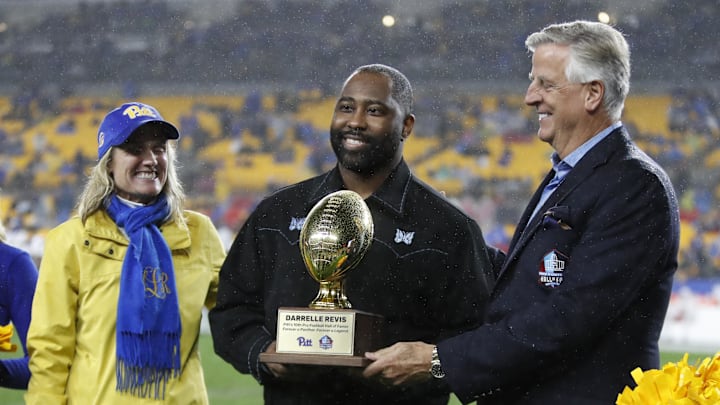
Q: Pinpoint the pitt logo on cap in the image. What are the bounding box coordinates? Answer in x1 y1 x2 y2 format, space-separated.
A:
123 104 157 120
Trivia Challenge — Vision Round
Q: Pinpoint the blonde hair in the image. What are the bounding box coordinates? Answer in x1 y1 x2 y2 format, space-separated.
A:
0 217 6 243
76 140 186 227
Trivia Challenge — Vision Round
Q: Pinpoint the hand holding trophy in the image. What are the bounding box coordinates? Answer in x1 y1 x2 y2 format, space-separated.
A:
260 190 384 367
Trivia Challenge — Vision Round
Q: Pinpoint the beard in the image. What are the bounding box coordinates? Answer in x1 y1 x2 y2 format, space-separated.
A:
330 127 402 175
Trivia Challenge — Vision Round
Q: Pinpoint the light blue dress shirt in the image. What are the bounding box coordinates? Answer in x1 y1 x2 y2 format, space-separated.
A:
529 122 623 221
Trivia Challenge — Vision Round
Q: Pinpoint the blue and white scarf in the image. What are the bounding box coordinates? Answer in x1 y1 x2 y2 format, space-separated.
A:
106 194 181 399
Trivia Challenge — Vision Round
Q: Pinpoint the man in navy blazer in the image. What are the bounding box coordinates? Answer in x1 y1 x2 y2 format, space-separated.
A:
364 20 680 404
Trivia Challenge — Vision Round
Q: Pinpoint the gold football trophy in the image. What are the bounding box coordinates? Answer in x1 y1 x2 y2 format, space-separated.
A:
302 189 373 309
260 190 384 367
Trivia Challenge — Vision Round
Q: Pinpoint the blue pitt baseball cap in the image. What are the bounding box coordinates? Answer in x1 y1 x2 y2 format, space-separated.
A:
97 102 180 160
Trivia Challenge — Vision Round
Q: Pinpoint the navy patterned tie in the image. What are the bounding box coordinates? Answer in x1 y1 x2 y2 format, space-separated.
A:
544 161 572 194
530 160 572 221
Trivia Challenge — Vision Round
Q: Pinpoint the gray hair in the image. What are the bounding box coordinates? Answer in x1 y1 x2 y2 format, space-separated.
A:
76 140 186 227
349 64 414 117
526 20 630 121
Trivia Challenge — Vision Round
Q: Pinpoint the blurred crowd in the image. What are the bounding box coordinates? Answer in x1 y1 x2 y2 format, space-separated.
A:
2 85 720 282
0 0 717 86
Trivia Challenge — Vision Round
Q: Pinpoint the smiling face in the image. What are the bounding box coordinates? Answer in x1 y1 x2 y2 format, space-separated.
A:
524 43 591 158
108 123 170 204
329 71 411 176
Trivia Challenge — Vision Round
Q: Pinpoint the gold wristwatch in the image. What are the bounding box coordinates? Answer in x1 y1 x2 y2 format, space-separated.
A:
430 345 446 379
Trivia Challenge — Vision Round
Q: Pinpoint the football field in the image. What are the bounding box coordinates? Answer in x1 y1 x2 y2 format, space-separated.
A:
0 333 711 404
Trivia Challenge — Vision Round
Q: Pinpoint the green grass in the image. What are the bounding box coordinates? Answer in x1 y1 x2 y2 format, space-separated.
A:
0 333 715 404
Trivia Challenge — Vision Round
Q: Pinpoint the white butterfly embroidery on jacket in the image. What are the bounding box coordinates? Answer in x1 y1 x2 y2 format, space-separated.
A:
289 217 306 231
394 229 415 245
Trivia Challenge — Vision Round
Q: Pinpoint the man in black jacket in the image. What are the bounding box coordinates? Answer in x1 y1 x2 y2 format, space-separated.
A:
209 64 500 404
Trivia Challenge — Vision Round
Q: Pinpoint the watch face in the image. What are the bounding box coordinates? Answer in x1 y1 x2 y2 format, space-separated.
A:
431 362 446 378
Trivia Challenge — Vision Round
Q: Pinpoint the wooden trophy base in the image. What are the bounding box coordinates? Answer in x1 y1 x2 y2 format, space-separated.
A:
259 307 384 368
259 352 371 367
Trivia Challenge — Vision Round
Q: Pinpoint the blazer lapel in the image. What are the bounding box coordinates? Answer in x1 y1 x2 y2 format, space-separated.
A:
496 127 628 280
505 168 554 256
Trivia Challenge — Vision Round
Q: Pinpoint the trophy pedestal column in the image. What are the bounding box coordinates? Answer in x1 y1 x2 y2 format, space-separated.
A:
259 307 384 367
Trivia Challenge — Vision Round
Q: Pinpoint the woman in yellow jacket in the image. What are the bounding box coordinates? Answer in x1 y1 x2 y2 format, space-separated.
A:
26 102 226 404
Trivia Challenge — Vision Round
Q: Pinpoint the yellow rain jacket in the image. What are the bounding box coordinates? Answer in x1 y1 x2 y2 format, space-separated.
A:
26 209 225 404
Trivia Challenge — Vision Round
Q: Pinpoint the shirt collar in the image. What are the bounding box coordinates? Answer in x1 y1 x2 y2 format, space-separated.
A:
554 121 623 168
309 160 412 214
116 195 145 208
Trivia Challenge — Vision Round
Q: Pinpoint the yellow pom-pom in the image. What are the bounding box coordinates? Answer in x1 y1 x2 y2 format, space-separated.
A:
616 353 720 404
0 323 18 352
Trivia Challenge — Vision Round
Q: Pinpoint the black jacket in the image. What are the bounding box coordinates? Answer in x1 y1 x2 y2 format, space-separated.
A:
210 160 499 405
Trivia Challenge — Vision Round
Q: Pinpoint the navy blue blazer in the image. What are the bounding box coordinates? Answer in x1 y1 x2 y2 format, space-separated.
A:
438 127 680 404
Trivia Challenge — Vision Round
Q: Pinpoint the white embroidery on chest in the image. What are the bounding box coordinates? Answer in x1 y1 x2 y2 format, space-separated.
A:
394 229 415 245
289 217 306 231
